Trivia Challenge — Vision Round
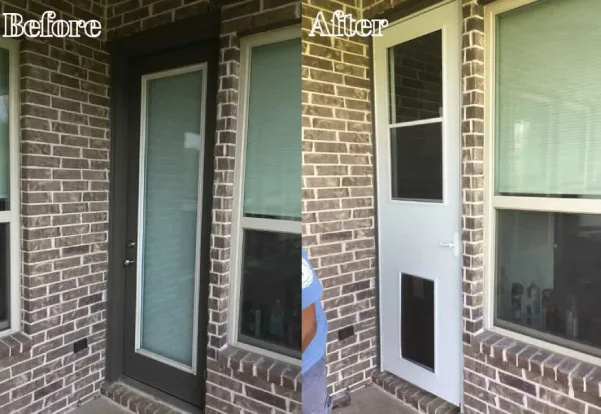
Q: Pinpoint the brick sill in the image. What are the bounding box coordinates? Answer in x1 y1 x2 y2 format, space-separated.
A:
0 332 32 360
472 330 601 403
217 345 301 392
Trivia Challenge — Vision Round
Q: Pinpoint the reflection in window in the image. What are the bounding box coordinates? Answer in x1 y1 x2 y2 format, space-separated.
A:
496 211 601 353
238 230 301 357
388 30 442 124
390 123 442 202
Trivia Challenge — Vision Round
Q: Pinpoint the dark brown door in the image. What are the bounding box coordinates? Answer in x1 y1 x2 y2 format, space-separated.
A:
121 39 217 407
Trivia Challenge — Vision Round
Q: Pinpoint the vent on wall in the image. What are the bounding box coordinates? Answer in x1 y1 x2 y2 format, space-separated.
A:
338 325 355 341
73 338 88 354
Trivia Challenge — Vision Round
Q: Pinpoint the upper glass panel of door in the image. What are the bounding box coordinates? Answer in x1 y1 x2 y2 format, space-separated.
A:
387 30 443 202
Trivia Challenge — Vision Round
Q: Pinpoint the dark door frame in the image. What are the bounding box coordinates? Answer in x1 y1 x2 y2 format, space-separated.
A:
106 10 220 408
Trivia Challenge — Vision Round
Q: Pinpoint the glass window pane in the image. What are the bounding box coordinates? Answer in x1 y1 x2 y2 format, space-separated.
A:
401 273 434 371
139 69 204 368
238 230 301 357
391 122 442 202
388 30 442 124
495 0 601 198
243 38 301 221
0 49 10 211
0 223 9 329
495 210 601 354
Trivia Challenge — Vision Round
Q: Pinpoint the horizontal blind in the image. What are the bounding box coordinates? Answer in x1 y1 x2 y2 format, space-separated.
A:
243 38 301 220
0 49 9 201
140 69 204 366
495 0 601 197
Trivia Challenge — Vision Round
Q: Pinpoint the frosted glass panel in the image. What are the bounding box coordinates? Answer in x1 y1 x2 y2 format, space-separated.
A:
139 68 204 369
495 0 601 197
243 38 301 220
0 49 9 210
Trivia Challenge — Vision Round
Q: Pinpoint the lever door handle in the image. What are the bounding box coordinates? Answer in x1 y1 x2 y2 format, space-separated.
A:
439 232 460 257
123 258 135 267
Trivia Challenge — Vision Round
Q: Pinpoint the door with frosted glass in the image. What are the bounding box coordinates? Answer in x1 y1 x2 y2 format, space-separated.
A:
122 42 217 407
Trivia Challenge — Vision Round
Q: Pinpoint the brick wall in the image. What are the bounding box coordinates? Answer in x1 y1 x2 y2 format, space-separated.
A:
105 0 211 41
0 0 110 412
302 0 378 398
363 0 409 19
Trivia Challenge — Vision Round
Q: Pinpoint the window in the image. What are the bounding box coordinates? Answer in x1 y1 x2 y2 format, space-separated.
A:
0 39 20 333
229 28 301 361
488 0 601 357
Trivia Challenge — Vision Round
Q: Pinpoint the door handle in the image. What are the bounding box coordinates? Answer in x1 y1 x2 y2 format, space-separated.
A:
439 233 461 258
123 258 135 267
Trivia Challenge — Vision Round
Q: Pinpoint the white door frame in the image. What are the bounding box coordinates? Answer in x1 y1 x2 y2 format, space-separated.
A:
373 0 464 406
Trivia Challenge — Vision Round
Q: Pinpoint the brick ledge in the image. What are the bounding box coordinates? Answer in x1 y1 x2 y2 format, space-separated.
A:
101 381 188 413
372 370 460 414
472 330 601 403
216 345 301 392
0 332 32 360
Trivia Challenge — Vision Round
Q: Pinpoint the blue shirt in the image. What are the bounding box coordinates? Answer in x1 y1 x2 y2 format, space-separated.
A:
302 248 327 374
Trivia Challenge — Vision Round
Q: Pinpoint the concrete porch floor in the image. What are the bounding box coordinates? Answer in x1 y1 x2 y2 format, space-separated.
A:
71 386 417 414
70 397 129 414
335 386 418 414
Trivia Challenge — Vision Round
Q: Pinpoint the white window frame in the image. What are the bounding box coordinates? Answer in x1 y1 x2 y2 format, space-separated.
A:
483 0 601 365
227 26 301 365
0 38 21 335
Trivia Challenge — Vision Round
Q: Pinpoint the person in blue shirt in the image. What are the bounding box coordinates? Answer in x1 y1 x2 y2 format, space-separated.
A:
302 248 332 414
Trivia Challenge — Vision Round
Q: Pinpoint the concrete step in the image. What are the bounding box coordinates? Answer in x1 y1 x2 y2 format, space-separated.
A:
70 397 130 414
334 386 419 414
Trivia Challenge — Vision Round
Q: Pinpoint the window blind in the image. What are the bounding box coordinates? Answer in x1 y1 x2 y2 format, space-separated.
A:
0 49 9 202
140 69 204 366
243 38 301 220
495 0 601 197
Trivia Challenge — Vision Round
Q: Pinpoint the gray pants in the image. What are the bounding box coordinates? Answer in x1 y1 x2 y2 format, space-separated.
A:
302 357 333 414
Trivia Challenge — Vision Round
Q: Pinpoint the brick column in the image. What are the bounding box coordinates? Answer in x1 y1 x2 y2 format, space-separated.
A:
302 0 378 397
460 0 486 348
